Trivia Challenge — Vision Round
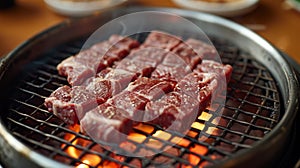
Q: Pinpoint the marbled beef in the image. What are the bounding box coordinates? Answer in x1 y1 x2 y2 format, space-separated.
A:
45 32 233 143
57 35 139 86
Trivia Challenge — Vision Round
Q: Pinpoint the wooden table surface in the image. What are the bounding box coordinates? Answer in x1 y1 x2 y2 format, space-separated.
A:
0 0 300 64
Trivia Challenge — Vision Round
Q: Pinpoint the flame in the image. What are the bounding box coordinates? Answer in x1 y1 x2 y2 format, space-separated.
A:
189 144 208 165
182 144 208 168
191 111 213 131
127 132 147 143
62 124 109 168
76 160 89 168
182 111 214 168
62 124 82 159
198 112 212 121
187 130 198 138
134 123 154 134
153 130 171 140
62 111 216 168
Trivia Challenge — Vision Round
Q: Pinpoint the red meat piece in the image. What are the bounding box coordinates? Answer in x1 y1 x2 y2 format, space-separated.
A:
127 77 174 100
108 91 149 121
151 64 191 82
57 56 96 86
44 85 98 125
45 69 138 125
57 35 140 86
127 47 167 64
171 42 202 69
176 72 218 106
185 38 218 61
116 59 155 77
108 35 140 49
195 60 233 82
144 92 199 132
142 31 181 50
80 103 134 143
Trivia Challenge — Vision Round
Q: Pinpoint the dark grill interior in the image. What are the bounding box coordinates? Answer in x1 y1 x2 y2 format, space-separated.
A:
3 35 281 168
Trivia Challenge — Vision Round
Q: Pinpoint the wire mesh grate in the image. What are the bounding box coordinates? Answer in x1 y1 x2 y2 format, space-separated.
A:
3 36 281 167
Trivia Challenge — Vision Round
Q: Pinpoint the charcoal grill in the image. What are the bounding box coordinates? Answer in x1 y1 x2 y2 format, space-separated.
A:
0 7 299 168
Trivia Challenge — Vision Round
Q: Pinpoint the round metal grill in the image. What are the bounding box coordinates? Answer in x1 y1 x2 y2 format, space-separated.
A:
3 34 281 167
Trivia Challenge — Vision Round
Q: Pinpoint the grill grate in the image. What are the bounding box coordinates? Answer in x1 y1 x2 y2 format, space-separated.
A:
4 36 281 167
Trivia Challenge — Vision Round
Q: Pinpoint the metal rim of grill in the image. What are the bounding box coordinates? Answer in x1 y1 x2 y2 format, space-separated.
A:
0 7 299 168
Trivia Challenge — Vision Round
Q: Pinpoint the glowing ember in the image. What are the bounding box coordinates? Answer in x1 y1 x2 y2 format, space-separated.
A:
134 123 154 134
181 111 216 168
171 137 190 147
127 132 146 143
152 130 171 140
192 122 205 130
189 144 208 164
206 127 222 136
62 110 217 167
182 144 209 168
187 130 198 138
76 160 89 168
198 112 212 121
146 138 163 149
80 155 101 168
62 124 106 167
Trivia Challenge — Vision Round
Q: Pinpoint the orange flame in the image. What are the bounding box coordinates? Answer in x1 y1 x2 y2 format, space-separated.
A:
62 125 106 168
182 111 213 168
62 111 215 168
190 144 208 165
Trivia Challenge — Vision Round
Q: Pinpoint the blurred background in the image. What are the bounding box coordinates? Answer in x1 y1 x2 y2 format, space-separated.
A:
0 0 299 64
